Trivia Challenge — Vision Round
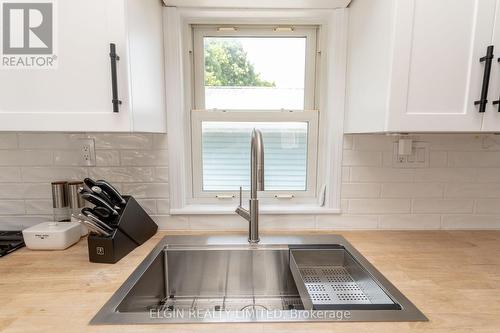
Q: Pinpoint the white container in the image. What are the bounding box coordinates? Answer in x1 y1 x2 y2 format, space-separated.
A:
23 222 82 250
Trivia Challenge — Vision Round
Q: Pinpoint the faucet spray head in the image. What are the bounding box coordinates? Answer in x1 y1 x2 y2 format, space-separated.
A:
252 129 265 191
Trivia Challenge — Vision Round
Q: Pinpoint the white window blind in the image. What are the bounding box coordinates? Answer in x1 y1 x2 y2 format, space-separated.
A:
202 122 308 191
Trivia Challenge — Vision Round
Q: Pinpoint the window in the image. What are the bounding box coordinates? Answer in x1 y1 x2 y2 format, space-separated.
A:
190 25 319 202
202 36 307 110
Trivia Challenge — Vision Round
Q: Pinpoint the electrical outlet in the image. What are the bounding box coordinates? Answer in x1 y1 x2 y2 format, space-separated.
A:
78 138 96 166
392 141 429 168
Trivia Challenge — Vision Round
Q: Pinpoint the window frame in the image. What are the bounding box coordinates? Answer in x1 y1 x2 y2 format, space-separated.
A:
192 25 318 111
163 7 347 215
191 110 319 203
190 25 320 204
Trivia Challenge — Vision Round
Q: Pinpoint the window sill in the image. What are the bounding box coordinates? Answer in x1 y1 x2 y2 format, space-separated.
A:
169 204 341 215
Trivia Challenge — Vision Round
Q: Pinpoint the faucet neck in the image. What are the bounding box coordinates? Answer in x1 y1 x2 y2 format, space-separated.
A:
250 129 264 199
236 129 264 244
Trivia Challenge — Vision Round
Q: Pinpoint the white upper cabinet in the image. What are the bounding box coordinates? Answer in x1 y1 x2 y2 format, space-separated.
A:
345 0 499 133
0 0 166 132
483 1 500 131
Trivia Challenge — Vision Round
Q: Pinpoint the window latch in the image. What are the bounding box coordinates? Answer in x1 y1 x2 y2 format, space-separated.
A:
274 194 295 200
217 27 238 32
274 26 294 32
216 195 235 200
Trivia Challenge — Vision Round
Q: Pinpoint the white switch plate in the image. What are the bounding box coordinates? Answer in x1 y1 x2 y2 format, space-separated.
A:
392 141 429 168
78 138 96 166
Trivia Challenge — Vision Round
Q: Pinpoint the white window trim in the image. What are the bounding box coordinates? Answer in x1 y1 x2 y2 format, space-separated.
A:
191 110 319 202
191 25 319 203
192 25 318 111
163 7 347 215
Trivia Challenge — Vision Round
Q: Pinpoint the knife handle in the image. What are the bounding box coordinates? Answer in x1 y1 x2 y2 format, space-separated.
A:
81 193 118 216
95 180 126 206
83 178 97 190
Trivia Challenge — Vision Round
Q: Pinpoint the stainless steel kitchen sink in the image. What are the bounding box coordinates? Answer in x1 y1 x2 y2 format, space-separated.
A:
91 235 427 324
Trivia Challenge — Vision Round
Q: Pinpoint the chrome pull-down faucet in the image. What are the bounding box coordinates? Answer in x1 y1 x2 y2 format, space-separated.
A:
236 129 264 244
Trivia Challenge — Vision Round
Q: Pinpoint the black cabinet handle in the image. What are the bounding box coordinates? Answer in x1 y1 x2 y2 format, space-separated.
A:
492 57 500 111
109 43 122 113
474 45 494 113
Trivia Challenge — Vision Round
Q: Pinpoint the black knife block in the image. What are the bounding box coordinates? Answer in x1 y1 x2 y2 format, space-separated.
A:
87 196 158 264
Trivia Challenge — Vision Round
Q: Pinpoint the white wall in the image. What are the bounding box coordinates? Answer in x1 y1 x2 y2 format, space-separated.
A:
0 132 499 231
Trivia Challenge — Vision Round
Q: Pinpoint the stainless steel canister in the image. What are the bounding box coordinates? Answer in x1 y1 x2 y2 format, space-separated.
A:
51 181 69 221
67 181 85 212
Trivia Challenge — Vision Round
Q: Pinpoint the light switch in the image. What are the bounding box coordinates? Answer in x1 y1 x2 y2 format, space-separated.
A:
398 139 413 155
393 141 429 168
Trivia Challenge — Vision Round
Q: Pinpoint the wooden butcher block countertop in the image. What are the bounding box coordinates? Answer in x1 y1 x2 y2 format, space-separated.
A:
1 230 499 333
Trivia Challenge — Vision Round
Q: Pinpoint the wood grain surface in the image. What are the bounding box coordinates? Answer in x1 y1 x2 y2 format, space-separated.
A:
1 230 499 333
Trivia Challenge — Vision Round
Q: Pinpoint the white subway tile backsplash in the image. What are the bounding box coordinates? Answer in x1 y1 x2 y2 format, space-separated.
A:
122 183 169 198
260 215 316 230
21 167 88 182
0 167 22 182
381 183 443 198
0 215 51 229
53 151 82 166
412 199 473 214
24 200 52 215
95 150 120 166
479 135 500 151
448 151 500 167
341 199 349 212
151 215 189 230
316 215 378 229
188 215 244 230
351 167 414 182
414 168 476 182
426 134 487 151
378 214 441 230
156 199 170 214
18 133 83 149
441 215 500 229
341 167 350 182
429 151 448 167
445 183 500 198
0 134 18 149
154 167 169 182
353 135 394 151
120 150 168 166
0 184 51 199
341 183 380 198
152 134 169 149
475 199 500 214
342 150 382 166
0 133 499 230
343 135 354 149
136 199 157 215
382 151 393 167
0 200 25 215
89 133 153 149
89 167 155 182
348 199 411 214
475 168 500 183
0 151 53 166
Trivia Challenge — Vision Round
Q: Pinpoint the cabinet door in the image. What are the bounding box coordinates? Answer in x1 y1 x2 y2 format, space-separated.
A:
0 0 130 131
482 1 500 131
387 0 497 132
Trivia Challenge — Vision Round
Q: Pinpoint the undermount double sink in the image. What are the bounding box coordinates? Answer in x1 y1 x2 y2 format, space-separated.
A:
91 235 427 324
